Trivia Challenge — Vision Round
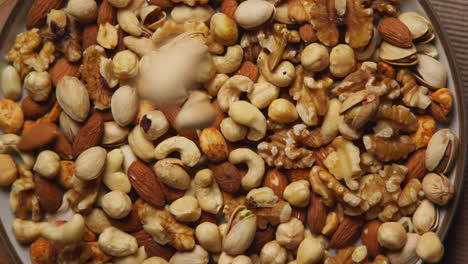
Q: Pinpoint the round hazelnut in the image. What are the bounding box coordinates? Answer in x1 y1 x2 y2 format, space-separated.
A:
268 99 299 124
297 238 325 264
195 222 222 253
169 196 202 222
24 71 52 102
260 241 287 264
283 180 310 207
422 173 454 206
111 50 139 80
301 43 329 72
210 13 239 46
33 150 60 179
101 191 133 219
66 0 98 24
416 232 444 263
233 255 252 264
140 110 170 140
0 154 17 186
377 222 407 250
329 44 356 78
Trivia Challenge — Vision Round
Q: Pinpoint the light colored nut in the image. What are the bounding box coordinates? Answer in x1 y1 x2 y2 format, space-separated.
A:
143 256 169 264
98 23 119 50
108 0 131 8
320 98 342 145
102 121 129 147
120 144 137 174
220 117 249 142
41 214 85 244
56 76 90 122
175 91 216 130
260 240 287 264
229 148 265 190
246 187 278 208
223 207 257 255
24 71 52 102
218 75 254 112
171 5 214 23
114 246 148 264
33 150 60 179
128 125 156 162
352 245 368 263
194 169 224 214
154 136 201 167
258 52 296 87
297 238 325 264
103 149 131 193
275 217 305 249
195 222 222 253
247 81 280 109
60 112 81 142
169 196 202 222
100 57 120 89
12 219 48 244
283 180 310 207
422 173 454 206
412 200 438 234
84 208 112 234
213 45 243 74
228 100 267 141
210 13 239 46
154 158 190 190
118 9 142 37
234 0 275 29
377 222 407 250
416 232 444 263
101 191 133 219
98 227 138 257
321 212 339 236
233 255 253 264
0 154 17 186
301 43 329 72
199 128 229 162
1 65 22 101
0 134 35 169
329 44 356 78
170 245 209 264
75 147 107 181
205 73 229 96
111 85 139 127
268 98 298 124
140 110 169 141
387 232 420 264
123 36 155 57
66 0 98 23
112 50 139 80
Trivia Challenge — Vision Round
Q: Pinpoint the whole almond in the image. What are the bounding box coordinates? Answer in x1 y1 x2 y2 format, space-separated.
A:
53 132 75 160
263 169 288 199
307 194 328 235
18 123 59 151
378 18 413 48
50 58 81 86
21 96 55 120
128 161 166 208
210 162 242 193
330 216 364 249
75 146 107 181
26 0 64 29
56 76 90 122
73 112 104 156
98 0 117 25
237 61 259 82
132 230 174 260
83 24 99 51
221 0 239 19
34 174 64 214
361 220 382 258
404 149 427 185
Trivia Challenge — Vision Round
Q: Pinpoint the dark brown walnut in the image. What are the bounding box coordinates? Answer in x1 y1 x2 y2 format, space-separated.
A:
210 162 242 193
345 0 374 48
309 0 339 47
307 194 328 234
34 174 64 214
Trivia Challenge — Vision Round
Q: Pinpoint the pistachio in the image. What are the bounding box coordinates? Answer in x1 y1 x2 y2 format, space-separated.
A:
379 41 417 66
387 233 420 264
422 173 454 206
102 121 129 147
56 77 90 122
75 147 107 181
340 90 379 130
139 6 167 31
413 200 438 235
234 0 276 30
416 43 438 58
425 128 459 174
223 206 257 255
413 54 447 89
398 12 435 43
111 86 139 127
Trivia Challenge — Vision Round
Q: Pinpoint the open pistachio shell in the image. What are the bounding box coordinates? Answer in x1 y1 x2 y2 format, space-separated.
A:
425 128 459 174
379 42 418 66
416 43 438 58
399 12 432 41
412 200 439 234
355 27 381 61
414 54 447 89
223 206 257 255
340 90 379 130
387 233 421 264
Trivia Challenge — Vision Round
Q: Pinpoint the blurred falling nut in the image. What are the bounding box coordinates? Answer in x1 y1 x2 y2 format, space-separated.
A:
175 91 216 130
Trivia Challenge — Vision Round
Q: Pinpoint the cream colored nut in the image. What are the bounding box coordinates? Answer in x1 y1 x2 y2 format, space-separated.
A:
194 169 223 214
283 180 310 207
100 57 119 89
154 158 191 190
268 98 298 124
123 36 155 57
301 43 329 72
98 227 138 257
0 100 23 134
210 13 239 46
329 44 356 78
247 81 280 109
234 0 275 30
102 121 129 147
60 112 81 142
154 136 201 167
84 208 112 234
0 134 35 169
1 66 22 101
98 23 118 50
321 212 339 236
12 219 48 244
33 150 60 179
352 245 368 263
320 98 342 145
275 218 305 249
111 85 139 127
46 9 67 36
56 76 90 122
115 246 148 264
296 238 325 264
233 255 253 264
175 91 216 130
416 232 444 263
128 125 156 162
169 196 202 222
205 73 229 96
195 222 222 253
109 0 131 8
171 5 214 23
170 245 209 264
120 144 137 174
213 45 243 74
0 154 17 186
118 9 142 37
140 110 169 141
112 50 139 80
218 223 228 239
229 148 265 190
412 200 438 234
387 232 420 264
102 191 133 219
103 149 131 193
422 173 454 206
258 52 296 87
260 240 287 264
220 117 249 142
24 71 52 102
65 0 98 23
247 187 278 208
218 75 254 112
378 222 407 250
228 100 267 141
75 147 107 181
143 256 169 264
41 214 85 244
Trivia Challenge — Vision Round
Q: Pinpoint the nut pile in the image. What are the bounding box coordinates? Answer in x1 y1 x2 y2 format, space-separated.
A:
0 0 459 263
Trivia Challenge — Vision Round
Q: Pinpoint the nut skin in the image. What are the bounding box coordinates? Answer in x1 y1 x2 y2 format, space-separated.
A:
199 128 229 162
416 232 444 263
377 222 407 250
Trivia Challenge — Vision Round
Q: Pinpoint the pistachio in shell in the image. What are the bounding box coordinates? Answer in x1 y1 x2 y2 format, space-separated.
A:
355 27 380 61
234 0 276 30
422 173 454 206
223 206 257 255
379 41 418 66
387 233 421 264
425 128 459 174
412 200 439 234
416 43 438 58
413 54 447 89
398 12 435 44
340 90 380 130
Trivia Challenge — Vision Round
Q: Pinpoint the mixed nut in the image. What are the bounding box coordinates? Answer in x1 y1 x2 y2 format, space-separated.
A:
0 0 460 263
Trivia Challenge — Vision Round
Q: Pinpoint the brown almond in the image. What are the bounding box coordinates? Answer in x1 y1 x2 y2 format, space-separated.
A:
221 0 238 19
98 0 117 25
73 112 104 156
210 100 225 130
109 207 142 233
330 216 364 249
378 18 413 48
361 220 383 258
21 96 55 120
247 225 275 254
237 61 259 82
287 168 309 182
299 24 318 43
128 161 166 208
210 162 242 193
404 149 427 185
132 230 174 260
291 207 307 222
50 58 81 86
34 174 64 214
263 169 288 199
26 0 64 29
18 123 59 151
53 132 75 160
307 194 328 235
82 24 99 51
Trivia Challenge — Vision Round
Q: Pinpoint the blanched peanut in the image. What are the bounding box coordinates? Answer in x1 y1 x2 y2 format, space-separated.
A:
378 222 407 250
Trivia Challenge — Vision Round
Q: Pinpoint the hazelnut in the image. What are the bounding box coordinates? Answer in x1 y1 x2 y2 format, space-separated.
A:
195 222 222 253
108 0 132 8
101 191 133 219
66 0 98 24
329 44 356 78
416 232 444 263
260 241 287 264
140 110 170 140
210 13 239 46
268 99 299 124
296 238 325 264
24 71 52 102
301 43 329 72
111 50 139 80
275 217 304 249
233 255 252 264
33 150 60 179
283 180 310 207
169 196 202 222
377 222 407 250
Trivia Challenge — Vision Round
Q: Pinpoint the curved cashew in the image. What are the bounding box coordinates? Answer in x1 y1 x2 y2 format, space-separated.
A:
194 169 223 214
228 101 267 141
120 144 137 174
154 136 201 167
218 75 254 112
103 149 132 193
213 45 243 74
204 73 229 96
0 134 36 169
12 219 48 244
128 125 155 162
40 214 85 244
229 148 265 190
258 52 296 87
98 227 138 257
247 81 280 109
116 0 145 37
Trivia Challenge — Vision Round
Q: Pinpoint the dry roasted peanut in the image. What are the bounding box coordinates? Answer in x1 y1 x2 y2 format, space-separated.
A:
422 173 454 206
416 232 444 263
66 0 98 23
301 43 329 72
75 146 107 181
0 154 17 186
297 237 325 264
220 117 248 142
41 214 86 244
128 125 156 162
1 65 22 101
169 196 201 222
199 128 229 162
223 206 257 255
260 240 287 264
194 169 224 214
210 13 239 46
154 136 201 167
268 98 298 124
97 22 118 50
33 150 60 179
228 100 266 141
111 85 139 127
154 158 191 190
56 77 90 122
140 110 169 141
329 44 356 78
169 245 209 264
102 191 133 219
229 148 265 190
283 180 310 208
213 45 243 74
98 227 138 257
195 222 222 253
377 222 407 250
275 217 304 249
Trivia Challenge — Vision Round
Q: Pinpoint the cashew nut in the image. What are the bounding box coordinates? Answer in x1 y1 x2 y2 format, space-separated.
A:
204 73 229 96
115 246 148 264
40 214 86 244
117 0 144 37
247 80 280 109
120 144 137 174
213 45 244 74
103 149 132 193
228 100 267 141
229 148 265 190
258 52 296 87
0 134 35 169
218 75 254 112
154 158 191 190
123 36 155 57
129 125 156 162
12 219 47 244
33 150 60 179
98 227 138 257
220 117 249 142
154 136 201 167
194 169 223 214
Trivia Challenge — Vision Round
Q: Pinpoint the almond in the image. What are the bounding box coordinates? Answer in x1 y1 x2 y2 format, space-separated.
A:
378 18 413 48
18 123 59 151
299 24 318 43
247 225 275 254
98 0 117 25
330 216 364 249
361 220 382 258
307 194 328 235
21 96 55 120
237 61 259 82
109 207 142 233
147 0 174 9
221 0 239 19
263 169 288 199
132 230 174 260
26 0 64 29
50 58 81 86
210 161 242 193
287 168 309 182
34 174 64 214
404 149 427 185
53 132 75 160
82 24 99 51
210 100 225 130
291 207 306 222
73 112 104 156
128 161 166 208
159 105 198 140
